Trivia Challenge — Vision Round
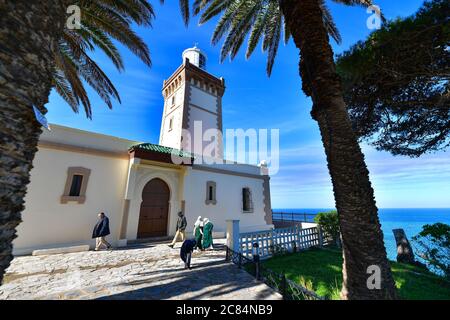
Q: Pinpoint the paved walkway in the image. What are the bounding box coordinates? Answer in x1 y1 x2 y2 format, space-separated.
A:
0 240 281 300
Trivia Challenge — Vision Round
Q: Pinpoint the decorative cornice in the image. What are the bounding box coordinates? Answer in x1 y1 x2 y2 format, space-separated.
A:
182 78 191 131
262 176 273 225
216 90 224 158
39 141 129 159
163 59 225 96
162 64 185 91
192 165 265 180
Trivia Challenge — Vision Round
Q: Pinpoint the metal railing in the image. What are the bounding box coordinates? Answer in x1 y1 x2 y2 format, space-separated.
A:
239 226 327 259
225 245 326 300
271 211 317 223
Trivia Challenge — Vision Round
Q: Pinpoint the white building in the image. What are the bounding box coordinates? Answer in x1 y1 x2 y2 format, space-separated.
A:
13 47 274 255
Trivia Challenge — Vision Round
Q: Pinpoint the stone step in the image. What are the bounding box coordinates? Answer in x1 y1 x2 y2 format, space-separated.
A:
32 245 90 256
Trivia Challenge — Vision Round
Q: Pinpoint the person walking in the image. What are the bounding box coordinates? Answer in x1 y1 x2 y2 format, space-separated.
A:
193 216 204 251
92 212 112 251
168 211 187 248
202 218 214 250
180 239 197 269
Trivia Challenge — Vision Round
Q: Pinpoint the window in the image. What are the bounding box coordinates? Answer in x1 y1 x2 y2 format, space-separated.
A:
199 54 206 69
69 174 83 196
208 186 214 200
242 187 253 213
205 181 217 205
168 117 174 131
61 167 91 204
171 96 176 107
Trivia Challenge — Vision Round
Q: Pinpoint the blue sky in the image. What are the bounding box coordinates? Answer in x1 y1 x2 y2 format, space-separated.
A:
46 0 450 209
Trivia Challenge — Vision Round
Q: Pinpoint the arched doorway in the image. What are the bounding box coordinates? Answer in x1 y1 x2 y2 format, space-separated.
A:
137 178 170 238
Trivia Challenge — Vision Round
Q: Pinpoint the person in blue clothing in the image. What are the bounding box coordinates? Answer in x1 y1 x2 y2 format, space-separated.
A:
180 239 197 269
92 212 112 251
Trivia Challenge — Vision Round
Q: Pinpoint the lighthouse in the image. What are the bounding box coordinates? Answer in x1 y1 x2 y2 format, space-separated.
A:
182 45 207 70
159 46 225 159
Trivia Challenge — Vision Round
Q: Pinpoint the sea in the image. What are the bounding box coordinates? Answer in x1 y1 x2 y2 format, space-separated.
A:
272 208 450 261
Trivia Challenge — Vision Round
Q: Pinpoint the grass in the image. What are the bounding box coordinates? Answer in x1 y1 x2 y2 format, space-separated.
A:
261 247 450 300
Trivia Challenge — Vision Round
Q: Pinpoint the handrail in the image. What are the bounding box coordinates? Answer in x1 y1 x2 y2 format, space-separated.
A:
272 211 317 222
240 226 317 237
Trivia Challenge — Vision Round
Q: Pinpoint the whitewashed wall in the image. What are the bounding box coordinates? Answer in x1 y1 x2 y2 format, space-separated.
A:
182 167 271 236
159 86 185 149
13 123 272 254
14 148 130 255
189 86 218 113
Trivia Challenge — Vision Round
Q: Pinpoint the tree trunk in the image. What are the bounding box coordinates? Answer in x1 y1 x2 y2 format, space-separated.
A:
0 1 68 284
280 0 398 299
392 229 416 265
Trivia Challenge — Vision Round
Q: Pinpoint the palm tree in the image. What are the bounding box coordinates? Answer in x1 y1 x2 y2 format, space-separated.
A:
0 0 154 284
189 0 398 299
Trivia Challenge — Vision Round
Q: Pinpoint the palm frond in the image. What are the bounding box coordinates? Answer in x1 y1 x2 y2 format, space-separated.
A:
263 3 282 75
199 0 235 25
82 5 151 66
73 25 125 71
283 18 291 44
320 0 342 44
200 0 282 76
246 8 270 59
160 0 191 26
54 46 92 118
52 0 154 118
53 70 79 113
87 0 155 26
193 0 214 15
332 0 373 7
179 0 190 26
197 0 378 76
219 1 262 61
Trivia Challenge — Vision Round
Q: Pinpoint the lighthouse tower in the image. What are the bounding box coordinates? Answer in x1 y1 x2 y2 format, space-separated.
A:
182 46 207 70
159 46 225 158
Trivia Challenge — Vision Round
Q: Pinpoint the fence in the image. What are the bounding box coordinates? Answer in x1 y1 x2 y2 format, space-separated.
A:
225 246 326 300
239 226 329 259
272 211 317 223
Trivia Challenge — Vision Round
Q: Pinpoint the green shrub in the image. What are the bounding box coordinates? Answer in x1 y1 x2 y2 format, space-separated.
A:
412 223 450 279
314 210 340 246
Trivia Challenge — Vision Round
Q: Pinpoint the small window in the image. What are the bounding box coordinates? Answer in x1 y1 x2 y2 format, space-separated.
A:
69 174 83 196
61 167 91 204
199 54 206 69
171 96 176 107
208 186 214 201
242 187 253 213
169 117 174 131
205 181 217 205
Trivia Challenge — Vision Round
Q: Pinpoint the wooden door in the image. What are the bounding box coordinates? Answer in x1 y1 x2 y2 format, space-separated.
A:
137 178 170 238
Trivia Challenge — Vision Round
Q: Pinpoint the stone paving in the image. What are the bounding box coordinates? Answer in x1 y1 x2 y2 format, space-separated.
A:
0 239 281 300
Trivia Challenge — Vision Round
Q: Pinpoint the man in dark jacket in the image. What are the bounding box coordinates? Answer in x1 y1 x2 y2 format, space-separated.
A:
92 212 111 251
180 239 196 269
168 211 187 248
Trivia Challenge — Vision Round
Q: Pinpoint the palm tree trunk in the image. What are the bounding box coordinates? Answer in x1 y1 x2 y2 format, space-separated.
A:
0 1 68 284
280 0 398 299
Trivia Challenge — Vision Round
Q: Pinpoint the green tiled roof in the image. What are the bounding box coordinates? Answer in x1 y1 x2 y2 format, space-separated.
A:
130 143 194 158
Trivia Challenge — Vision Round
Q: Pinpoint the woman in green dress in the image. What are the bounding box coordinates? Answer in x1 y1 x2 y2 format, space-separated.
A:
193 216 203 251
202 218 214 249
